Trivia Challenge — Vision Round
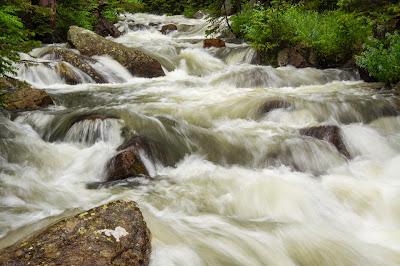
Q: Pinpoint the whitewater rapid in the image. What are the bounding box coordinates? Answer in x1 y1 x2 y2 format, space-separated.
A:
1 13 400 265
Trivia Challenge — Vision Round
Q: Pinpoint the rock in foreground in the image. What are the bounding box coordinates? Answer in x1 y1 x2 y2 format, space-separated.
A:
68 26 165 78
0 200 151 265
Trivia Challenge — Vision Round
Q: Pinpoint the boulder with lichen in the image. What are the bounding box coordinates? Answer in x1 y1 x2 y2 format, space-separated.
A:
0 200 151 265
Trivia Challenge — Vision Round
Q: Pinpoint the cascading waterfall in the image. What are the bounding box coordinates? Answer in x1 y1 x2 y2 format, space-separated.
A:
1 12 400 265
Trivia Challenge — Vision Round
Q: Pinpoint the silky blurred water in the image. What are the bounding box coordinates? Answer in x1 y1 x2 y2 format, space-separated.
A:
1 13 400 265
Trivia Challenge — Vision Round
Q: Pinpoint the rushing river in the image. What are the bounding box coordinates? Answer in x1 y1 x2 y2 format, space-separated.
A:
1 13 400 265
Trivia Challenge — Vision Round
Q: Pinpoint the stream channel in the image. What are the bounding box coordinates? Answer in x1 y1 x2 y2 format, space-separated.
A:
1 13 400 265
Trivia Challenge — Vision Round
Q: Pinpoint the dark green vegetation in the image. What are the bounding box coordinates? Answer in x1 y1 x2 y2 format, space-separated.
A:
356 32 400 86
0 0 399 87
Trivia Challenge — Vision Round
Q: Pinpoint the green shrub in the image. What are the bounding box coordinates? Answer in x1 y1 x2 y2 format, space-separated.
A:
285 9 372 63
0 91 7 108
56 0 144 40
230 1 296 53
230 1 372 65
356 32 400 86
0 4 40 77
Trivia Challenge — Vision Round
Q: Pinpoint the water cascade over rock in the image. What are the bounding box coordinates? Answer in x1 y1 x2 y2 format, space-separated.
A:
44 47 108 83
67 26 165 78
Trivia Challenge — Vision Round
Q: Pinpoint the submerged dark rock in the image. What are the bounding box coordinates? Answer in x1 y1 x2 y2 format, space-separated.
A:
203 39 226 48
299 125 351 158
68 26 165 78
160 24 177 35
74 114 119 124
0 200 151 265
4 87 53 111
259 100 292 115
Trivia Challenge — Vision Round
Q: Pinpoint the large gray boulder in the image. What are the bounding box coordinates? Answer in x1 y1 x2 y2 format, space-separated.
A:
68 26 165 78
0 200 151 265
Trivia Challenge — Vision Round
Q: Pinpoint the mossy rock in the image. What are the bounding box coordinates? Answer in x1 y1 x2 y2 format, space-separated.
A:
0 200 151 265
4 87 53 111
68 26 165 78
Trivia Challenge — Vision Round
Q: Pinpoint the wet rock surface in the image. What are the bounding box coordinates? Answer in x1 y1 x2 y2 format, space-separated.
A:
299 125 351 158
106 136 155 181
203 39 226 48
94 14 122 38
160 24 177 35
68 26 165 78
277 45 318 68
55 62 82 85
4 87 53 111
0 200 151 265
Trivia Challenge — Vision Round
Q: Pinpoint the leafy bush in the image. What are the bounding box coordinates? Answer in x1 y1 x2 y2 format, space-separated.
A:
356 32 400 86
230 1 296 53
285 9 372 63
230 1 372 65
0 3 40 77
0 91 7 108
